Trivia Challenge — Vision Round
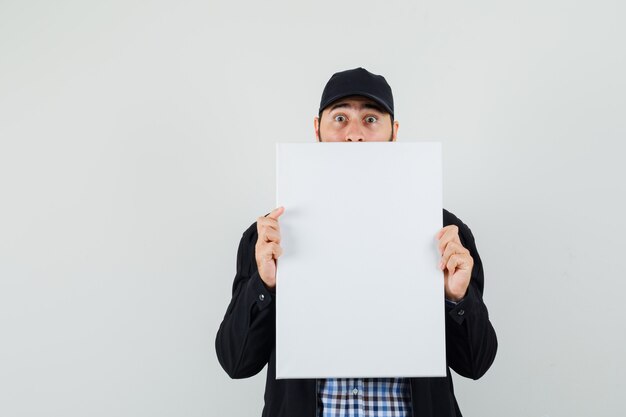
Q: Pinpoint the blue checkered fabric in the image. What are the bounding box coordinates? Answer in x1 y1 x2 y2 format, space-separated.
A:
317 378 412 417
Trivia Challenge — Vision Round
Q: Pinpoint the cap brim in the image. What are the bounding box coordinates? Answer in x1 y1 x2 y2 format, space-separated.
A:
319 91 394 117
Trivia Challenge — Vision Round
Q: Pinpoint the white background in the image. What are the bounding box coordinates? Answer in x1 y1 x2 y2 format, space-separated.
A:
0 1 624 416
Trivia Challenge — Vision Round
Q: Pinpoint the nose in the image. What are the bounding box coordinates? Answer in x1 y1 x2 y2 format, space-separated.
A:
344 120 364 142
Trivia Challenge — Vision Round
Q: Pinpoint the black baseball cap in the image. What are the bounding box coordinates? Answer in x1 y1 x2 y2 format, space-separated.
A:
319 67 394 117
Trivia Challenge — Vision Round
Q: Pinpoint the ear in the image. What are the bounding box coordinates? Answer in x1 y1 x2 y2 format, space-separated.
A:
391 120 399 141
314 116 321 142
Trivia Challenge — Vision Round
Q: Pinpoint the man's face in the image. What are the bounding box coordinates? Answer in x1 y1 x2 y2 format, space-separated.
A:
314 96 400 142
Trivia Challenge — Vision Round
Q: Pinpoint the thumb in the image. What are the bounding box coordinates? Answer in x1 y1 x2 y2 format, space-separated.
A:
267 206 285 220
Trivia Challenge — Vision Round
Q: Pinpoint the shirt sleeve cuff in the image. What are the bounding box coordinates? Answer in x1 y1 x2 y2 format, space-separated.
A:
247 270 274 311
445 285 479 324
445 298 462 306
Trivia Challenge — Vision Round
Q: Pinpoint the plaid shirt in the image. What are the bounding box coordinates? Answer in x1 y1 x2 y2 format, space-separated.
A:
317 378 412 417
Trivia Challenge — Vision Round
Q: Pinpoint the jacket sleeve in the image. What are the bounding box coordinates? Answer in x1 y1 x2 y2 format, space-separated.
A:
443 210 498 380
215 222 276 379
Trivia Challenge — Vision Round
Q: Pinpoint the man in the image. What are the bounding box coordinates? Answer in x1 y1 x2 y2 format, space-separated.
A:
216 67 497 417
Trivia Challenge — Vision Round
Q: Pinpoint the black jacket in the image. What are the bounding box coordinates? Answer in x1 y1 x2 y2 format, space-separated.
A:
216 209 497 417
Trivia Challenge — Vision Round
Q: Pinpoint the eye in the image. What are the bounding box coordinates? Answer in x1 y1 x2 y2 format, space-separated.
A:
365 116 378 123
334 115 346 122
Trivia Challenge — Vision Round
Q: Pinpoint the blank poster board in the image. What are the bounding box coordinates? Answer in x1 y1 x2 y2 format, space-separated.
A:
275 142 444 379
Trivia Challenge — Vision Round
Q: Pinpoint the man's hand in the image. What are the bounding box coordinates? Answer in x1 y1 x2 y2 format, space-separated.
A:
255 206 285 289
436 225 473 302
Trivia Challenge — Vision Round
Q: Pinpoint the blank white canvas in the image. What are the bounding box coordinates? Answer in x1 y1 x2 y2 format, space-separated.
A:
275 142 445 379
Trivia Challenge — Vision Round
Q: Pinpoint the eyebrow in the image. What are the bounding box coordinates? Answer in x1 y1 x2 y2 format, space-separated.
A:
329 102 385 113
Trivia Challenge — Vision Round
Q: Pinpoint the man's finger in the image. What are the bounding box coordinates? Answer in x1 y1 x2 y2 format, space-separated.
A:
258 218 280 234
437 227 461 254
257 242 283 261
264 242 283 260
441 226 460 243
266 206 285 220
438 234 458 255
446 253 472 273
446 254 462 273
264 229 281 244
272 242 283 258
436 225 457 238
440 242 468 269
